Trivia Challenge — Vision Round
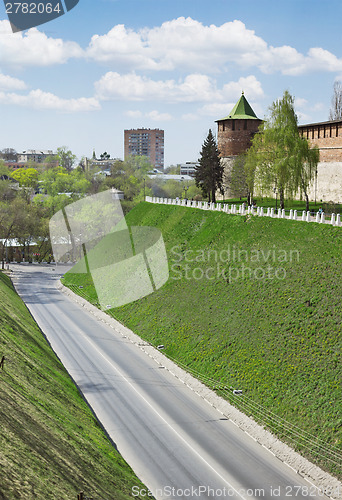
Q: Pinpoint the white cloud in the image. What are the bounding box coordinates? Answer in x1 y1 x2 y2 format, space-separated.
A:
295 97 308 108
297 111 310 123
125 109 172 121
87 24 158 70
146 110 172 121
0 20 83 67
181 113 198 121
125 110 143 118
86 17 342 76
221 76 264 100
1 16 341 77
312 102 325 112
199 102 233 117
0 89 101 112
95 72 264 104
86 18 267 72
0 72 26 90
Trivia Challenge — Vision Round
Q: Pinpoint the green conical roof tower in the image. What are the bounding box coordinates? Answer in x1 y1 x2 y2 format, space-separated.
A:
216 92 259 121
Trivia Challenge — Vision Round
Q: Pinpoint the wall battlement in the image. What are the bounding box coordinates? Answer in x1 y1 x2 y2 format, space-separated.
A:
298 121 342 162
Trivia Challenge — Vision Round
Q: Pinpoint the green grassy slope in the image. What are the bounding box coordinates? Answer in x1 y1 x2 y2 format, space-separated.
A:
0 271 145 499
63 202 342 479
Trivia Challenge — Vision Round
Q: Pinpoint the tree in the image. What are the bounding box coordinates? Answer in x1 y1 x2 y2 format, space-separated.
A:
195 129 224 202
100 152 110 160
0 148 17 161
42 154 59 170
56 146 76 172
0 197 28 268
40 166 91 197
11 167 39 189
292 137 319 211
245 91 319 209
0 161 10 178
329 81 342 121
229 154 248 200
164 164 180 174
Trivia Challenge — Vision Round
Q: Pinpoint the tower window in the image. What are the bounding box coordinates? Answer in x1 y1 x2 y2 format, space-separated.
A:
232 120 235 131
244 120 247 130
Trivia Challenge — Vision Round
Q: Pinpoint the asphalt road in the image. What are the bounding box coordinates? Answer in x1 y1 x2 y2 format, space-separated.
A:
11 263 329 500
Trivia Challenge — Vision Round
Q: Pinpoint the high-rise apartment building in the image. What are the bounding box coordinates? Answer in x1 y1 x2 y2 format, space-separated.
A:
124 128 164 169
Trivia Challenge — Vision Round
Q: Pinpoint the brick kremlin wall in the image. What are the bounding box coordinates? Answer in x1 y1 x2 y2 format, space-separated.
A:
298 120 342 162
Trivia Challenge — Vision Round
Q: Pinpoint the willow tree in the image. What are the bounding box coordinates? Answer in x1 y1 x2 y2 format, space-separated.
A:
244 91 319 209
292 137 319 211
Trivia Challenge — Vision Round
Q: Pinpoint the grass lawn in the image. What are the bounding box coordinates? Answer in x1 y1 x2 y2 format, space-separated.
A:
63 202 342 480
0 271 145 499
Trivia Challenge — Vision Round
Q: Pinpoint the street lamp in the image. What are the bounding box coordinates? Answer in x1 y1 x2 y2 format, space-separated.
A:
184 184 189 199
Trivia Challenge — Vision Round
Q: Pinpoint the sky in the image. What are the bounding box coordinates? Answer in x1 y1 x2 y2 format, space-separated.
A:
1 0 342 166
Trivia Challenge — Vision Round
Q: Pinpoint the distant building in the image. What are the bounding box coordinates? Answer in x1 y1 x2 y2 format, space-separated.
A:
148 172 192 182
17 149 55 163
124 128 164 169
180 162 198 177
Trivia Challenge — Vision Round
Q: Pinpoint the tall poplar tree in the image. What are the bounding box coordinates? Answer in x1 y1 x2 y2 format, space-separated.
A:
195 129 223 202
329 81 342 121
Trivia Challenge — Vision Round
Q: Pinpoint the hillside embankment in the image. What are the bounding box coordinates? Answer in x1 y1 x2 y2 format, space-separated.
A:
63 202 342 480
0 270 145 499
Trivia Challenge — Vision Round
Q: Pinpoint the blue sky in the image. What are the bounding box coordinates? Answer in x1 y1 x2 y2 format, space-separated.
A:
1 0 342 166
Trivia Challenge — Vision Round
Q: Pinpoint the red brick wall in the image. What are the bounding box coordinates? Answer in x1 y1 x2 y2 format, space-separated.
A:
299 122 342 162
217 119 262 157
